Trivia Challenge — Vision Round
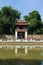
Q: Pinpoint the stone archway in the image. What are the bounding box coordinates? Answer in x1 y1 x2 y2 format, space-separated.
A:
15 31 27 39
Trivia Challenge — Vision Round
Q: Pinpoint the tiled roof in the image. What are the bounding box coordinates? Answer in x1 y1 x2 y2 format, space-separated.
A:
16 20 27 22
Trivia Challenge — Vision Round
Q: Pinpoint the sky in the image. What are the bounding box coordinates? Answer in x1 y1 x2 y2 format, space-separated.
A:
0 0 43 21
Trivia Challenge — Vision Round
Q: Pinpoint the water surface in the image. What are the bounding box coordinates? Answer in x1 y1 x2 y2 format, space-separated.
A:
0 59 43 65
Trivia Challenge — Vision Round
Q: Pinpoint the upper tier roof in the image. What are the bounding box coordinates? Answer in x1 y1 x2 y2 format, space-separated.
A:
15 20 28 25
16 20 27 23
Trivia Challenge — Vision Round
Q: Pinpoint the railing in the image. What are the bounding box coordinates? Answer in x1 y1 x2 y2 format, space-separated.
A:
0 39 43 42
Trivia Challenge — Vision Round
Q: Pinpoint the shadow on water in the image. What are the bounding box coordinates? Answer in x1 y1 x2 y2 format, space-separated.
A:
0 59 43 65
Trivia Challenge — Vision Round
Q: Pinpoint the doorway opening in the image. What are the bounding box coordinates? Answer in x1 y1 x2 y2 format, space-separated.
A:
17 32 25 39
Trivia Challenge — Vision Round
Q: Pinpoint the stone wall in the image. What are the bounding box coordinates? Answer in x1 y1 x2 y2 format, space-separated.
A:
0 35 43 40
0 35 15 40
27 35 43 40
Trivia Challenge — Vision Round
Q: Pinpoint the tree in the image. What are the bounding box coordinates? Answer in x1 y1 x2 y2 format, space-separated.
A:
0 10 4 34
24 10 43 34
0 6 21 34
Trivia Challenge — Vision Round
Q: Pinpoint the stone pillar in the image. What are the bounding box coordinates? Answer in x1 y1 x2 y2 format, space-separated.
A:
15 47 17 54
25 47 27 54
25 31 27 39
15 31 17 39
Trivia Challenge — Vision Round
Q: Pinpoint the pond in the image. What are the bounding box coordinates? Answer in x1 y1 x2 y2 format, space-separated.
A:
0 59 43 65
41 61 43 65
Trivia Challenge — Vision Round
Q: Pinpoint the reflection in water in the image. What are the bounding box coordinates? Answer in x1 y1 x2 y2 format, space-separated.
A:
0 59 43 65
41 61 43 65
21 63 24 65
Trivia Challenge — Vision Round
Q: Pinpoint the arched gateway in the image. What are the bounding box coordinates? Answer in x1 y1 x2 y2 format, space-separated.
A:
15 20 28 39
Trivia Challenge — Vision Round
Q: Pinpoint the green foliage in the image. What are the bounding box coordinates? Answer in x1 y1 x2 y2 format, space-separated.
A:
24 10 43 34
0 6 21 34
29 11 41 21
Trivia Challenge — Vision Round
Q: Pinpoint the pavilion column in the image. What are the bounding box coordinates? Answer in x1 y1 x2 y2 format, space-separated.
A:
25 31 27 39
15 31 17 39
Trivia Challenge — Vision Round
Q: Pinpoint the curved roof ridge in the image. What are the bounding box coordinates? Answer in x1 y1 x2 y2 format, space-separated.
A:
16 20 27 22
